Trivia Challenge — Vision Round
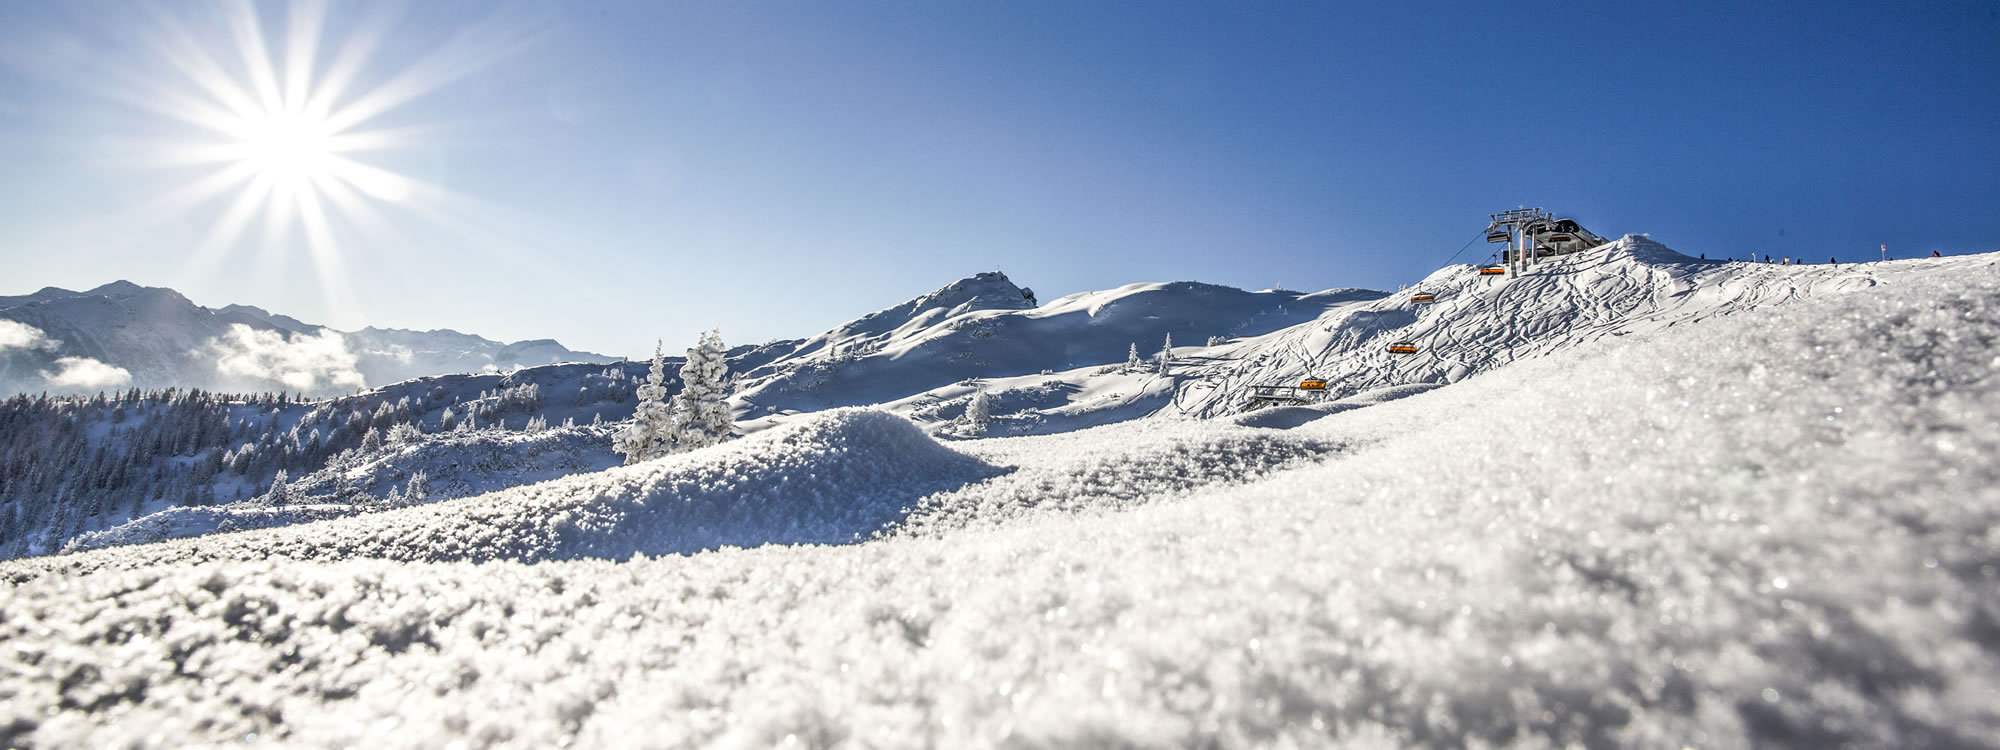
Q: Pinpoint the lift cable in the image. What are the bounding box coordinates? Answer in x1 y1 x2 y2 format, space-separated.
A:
1439 230 1487 267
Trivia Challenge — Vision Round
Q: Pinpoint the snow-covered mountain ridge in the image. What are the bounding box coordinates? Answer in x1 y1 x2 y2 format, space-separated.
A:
0 281 617 396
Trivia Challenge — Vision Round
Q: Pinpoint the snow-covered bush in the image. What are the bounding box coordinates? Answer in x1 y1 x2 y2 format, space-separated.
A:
962 390 991 436
471 382 542 424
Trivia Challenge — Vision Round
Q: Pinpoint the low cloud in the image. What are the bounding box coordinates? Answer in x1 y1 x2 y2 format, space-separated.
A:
41 356 132 389
0 320 58 353
208 324 367 395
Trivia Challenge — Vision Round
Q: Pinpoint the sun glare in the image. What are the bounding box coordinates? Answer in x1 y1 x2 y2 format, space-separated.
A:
120 0 534 308
237 109 335 184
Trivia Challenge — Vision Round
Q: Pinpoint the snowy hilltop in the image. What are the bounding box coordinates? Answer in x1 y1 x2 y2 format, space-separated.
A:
2 237 1998 747
0 280 617 397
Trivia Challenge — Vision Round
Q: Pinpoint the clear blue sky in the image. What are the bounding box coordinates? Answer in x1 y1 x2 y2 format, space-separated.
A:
1 0 1995 358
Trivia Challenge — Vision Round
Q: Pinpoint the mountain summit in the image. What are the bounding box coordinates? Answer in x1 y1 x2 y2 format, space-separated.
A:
785 271 1038 361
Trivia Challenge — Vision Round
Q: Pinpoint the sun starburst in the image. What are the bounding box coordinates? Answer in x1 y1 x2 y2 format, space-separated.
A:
114 0 537 311
234 108 337 185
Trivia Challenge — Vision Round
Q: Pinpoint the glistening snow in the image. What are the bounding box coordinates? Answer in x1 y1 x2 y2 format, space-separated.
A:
2 249 1998 747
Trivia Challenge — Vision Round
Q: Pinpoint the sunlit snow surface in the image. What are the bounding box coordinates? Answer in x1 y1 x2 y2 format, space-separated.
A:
4 258 1999 747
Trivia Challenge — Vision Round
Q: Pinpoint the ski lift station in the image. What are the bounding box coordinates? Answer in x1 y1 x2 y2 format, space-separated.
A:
1484 208 1609 274
1243 208 1609 410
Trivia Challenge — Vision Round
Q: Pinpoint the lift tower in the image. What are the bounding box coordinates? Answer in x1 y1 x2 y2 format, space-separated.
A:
1485 207 1553 276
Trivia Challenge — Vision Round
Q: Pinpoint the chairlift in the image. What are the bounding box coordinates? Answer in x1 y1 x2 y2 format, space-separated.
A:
1410 294 1436 304
1485 230 1511 244
1298 379 1327 390
1544 233 1574 243
1478 266 1507 276
1386 342 1418 354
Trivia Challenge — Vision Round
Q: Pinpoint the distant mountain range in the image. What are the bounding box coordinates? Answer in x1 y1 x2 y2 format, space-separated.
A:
0 281 617 396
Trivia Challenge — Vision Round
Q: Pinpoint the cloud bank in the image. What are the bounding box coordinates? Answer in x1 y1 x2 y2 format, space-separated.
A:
40 357 132 389
0 320 57 353
208 324 367 395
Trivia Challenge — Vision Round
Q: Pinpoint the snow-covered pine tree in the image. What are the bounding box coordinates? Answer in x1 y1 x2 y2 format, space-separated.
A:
1126 343 1141 372
613 341 677 464
670 329 733 452
403 470 428 505
262 468 290 507
964 389 992 436
387 422 421 444
1156 333 1174 374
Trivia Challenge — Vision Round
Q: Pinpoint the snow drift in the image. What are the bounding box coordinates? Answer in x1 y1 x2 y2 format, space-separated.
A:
13 409 1005 575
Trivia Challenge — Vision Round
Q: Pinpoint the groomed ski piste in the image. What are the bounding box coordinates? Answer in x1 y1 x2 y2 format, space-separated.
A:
3 237 1998 747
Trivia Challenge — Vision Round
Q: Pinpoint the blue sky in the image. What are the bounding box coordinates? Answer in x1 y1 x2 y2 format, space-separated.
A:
1 0 1995 358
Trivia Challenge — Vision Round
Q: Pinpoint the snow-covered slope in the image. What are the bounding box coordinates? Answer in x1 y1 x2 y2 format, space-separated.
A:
730 270 1381 429
1171 235 1950 417
28 409 1007 568
0 281 617 396
1 249 1995 747
738 238 1973 439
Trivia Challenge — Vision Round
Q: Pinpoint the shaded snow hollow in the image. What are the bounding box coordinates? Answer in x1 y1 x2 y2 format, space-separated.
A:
1 255 1998 747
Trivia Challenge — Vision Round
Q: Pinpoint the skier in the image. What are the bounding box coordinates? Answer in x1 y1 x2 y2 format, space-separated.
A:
1933 251 1942 258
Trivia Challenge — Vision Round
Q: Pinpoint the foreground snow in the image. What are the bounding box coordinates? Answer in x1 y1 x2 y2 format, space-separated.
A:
2 258 1998 747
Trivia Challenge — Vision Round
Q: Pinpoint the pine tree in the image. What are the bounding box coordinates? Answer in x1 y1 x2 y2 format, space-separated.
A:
613 341 676 464
263 468 290 507
403 470 428 505
1156 333 1174 374
1126 343 1141 372
670 329 733 452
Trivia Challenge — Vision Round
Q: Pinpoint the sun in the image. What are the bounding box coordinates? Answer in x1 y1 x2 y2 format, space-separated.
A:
123 0 535 295
234 109 336 185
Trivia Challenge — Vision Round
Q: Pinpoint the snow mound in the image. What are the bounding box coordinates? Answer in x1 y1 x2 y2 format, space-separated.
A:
60 505 360 554
901 417 1345 534
9 409 1005 575
59 425 626 556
